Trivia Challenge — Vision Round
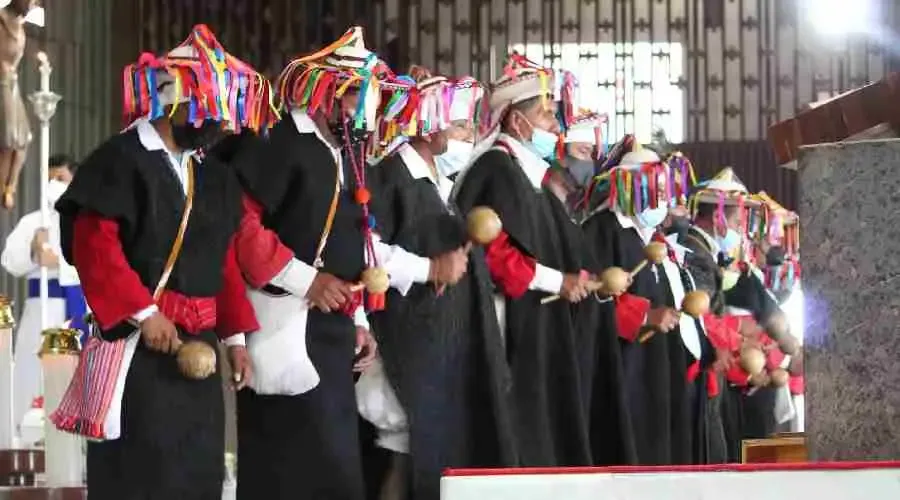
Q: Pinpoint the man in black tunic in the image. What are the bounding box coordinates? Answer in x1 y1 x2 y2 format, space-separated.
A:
53 26 273 499
581 144 708 466
357 71 515 500
227 28 399 500
452 55 596 467
681 169 801 460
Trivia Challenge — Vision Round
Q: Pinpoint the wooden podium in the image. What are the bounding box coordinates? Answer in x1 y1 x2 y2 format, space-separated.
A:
768 73 900 168
742 433 808 464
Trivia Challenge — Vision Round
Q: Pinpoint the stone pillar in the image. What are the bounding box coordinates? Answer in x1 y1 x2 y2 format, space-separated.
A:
799 139 900 460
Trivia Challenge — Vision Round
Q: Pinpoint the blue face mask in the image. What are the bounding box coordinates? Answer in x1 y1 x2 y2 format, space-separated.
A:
716 228 742 254
525 127 559 160
635 205 668 229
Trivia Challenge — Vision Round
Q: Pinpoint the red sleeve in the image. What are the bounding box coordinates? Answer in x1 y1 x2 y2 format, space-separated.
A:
789 375 804 395
484 230 537 299
614 292 651 342
234 192 294 288
215 235 260 339
703 313 742 351
72 213 154 330
725 363 751 387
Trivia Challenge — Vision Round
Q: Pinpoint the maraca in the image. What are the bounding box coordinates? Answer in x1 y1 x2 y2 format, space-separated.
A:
770 368 790 387
638 290 711 343
629 241 669 277
467 206 503 246
174 338 218 380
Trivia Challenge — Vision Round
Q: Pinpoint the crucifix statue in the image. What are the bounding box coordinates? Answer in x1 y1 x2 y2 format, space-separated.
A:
0 0 36 209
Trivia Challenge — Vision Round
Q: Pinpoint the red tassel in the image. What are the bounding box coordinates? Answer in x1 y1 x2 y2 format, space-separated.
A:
367 292 386 312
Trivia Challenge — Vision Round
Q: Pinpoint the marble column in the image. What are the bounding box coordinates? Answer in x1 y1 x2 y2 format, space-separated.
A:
799 138 900 460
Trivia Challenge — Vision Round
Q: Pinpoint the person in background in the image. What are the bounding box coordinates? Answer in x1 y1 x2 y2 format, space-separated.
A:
545 112 605 215
1 154 84 438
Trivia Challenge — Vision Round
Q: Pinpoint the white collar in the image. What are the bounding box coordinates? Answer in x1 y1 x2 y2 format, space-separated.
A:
397 143 454 203
495 133 548 189
691 225 721 257
612 208 656 245
665 233 692 265
290 108 344 184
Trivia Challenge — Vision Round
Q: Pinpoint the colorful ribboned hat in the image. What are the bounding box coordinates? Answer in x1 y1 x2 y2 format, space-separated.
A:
276 26 413 132
564 110 606 144
749 190 799 251
122 24 279 132
585 137 696 216
688 167 761 211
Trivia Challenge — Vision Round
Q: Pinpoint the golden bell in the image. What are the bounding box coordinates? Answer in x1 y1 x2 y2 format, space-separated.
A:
39 327 82 357
600 267 630 295
176 341 217 380
682 291 711 318
361 267 390 295
739 346 766 375
467 206 502 246
0 294 16 329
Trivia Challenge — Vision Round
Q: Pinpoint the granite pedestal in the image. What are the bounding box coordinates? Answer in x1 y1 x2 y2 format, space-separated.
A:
799 138 900 460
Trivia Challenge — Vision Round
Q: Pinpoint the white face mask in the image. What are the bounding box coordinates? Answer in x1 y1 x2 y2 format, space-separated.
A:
435 139 474 177
46 179 69 205
635 205 668 229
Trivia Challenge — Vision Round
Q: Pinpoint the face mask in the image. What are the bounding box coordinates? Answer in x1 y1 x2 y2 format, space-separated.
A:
435 139 474 177
329 118 370 151
172 119 224 151
566 157 596 186
526 128 559 160
635 205 668 229
46 179 68 205
715 228 742 254
665 215 692 239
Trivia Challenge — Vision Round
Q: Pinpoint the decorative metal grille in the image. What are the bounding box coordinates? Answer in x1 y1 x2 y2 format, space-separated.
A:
389 0 896 142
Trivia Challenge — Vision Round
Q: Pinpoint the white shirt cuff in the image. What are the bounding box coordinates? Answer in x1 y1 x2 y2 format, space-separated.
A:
270 257 318 298
528 264 565 294
132 305 158 324
780 354 792 370
353 306 370 330
372 238 431 296
223 333 246 347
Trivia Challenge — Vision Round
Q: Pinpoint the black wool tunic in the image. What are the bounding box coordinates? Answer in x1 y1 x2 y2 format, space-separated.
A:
581 209 694 466
229 116 367 500
453 148 593 467
365 150 517 500
55 126 243 500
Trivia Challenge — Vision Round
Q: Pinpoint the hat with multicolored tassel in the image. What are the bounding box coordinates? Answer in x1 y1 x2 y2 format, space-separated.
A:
586 137 696 216
564 110 606 144
749 190 799 251
122 24 279 132
276 26 412 132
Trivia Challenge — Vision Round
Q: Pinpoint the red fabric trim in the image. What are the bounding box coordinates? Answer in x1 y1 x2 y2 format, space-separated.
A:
443 461 900 477
484 230 536 299
725 363 751 387
686 360 700 382
614 293 650 342
234 192 294 288
215 235 260 339
702 313 734 350
72 213 154 330
156 290 216 334
790 375 804 395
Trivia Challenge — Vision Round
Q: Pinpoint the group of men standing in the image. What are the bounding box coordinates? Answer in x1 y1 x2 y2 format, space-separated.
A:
39 23 803 500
